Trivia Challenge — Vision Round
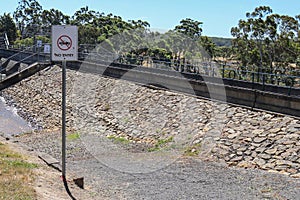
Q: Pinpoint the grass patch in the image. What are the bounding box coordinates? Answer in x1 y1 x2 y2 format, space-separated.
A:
107 135 130 145
0 149 22 159
122 117 130 124
148 136 174 152
67 132 80 141
155 129 167 136
184 143 201 156
0 143 37 199
260 187 273 193
103 103 111 111
4 160 38 169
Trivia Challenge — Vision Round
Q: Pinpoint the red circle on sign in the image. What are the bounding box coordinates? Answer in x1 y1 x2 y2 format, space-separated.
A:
57 35 72 51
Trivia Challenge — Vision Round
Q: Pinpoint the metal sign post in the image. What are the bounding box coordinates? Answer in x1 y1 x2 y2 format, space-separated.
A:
51 25 78 181
62 60 67 178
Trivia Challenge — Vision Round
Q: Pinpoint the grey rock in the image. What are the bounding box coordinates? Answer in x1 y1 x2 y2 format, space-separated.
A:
276 160 294 166
255 147 266 153
265 148 277 155
261 162 275 169
228 133 240 139
253 158 266 167
253 137 267 143
258 153 271 160
231 156 243 162
269 128 281 133
252 129 264 135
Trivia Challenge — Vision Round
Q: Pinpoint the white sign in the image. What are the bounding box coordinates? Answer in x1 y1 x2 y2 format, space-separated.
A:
44 44 51 54
51 25 78 61
37 40 42 48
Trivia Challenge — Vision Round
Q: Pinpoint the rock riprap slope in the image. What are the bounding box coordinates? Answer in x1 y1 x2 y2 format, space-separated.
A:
3 65 300 178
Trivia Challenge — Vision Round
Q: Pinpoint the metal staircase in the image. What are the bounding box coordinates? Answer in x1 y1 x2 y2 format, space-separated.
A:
0 43 51 91
0 62 51 91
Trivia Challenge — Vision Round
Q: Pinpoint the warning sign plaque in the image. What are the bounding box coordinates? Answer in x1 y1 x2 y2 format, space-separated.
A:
52 25 78 61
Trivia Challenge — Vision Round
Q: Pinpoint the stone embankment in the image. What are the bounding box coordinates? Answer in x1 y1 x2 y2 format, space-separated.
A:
2 65 300 178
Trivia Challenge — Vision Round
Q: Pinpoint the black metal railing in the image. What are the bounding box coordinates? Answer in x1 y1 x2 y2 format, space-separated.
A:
2 43 300 90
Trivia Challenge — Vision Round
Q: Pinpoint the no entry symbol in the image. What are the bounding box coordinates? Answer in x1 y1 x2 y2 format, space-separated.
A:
52 25 78 61
57 35 72 51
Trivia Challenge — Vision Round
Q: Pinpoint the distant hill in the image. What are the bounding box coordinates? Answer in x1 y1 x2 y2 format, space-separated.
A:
209 37 232 47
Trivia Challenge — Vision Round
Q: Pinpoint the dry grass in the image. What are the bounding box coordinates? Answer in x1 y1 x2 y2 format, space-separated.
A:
0 142 38 200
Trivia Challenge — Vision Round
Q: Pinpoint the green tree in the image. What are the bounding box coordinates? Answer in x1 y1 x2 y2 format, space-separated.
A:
231 6 273 67
70 6 150 44
0 13 17 42
231 6 300 71
175 18 203 39
41 9 70 36
70 7 104 44
71 6 99 26
199 36 216 58
128 19 150 29
13 0 43 38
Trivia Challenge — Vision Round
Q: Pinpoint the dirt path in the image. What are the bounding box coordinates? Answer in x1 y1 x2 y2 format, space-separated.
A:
14 131 300 200
68 154 300 200
0 136 96 200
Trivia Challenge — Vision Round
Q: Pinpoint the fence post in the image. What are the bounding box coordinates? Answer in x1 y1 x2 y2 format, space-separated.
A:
262 73 266 91
251 72 255 89
257 67 260 83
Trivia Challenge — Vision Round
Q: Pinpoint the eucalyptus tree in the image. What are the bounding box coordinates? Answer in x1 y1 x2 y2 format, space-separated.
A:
231 6 300 71
272 14 299 66
71 6 100 26
172 18 203 57
70 6 151 45
296 15 300 66
199 36 216 58
13 0 43 38
175 18 203 39
231 6 273 68
0 13 17 42
41 9 70 36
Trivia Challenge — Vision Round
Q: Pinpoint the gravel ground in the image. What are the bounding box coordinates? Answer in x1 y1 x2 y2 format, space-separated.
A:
70 158 300 200
17 131 300 200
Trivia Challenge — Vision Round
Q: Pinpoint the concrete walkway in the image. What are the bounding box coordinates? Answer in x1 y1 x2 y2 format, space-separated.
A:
0 97 31 136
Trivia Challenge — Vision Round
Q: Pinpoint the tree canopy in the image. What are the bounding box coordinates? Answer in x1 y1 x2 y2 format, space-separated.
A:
0 13 17 42
231 6 300 70
0 1 299 70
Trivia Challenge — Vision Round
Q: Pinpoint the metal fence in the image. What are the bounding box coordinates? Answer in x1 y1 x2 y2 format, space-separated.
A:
2 43 300 89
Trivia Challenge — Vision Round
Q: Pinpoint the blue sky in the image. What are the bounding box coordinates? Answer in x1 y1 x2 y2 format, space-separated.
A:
0 0 299 38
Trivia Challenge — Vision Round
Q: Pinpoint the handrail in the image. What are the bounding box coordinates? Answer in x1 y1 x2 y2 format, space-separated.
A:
19 53 38 65
1 44 299 90
4 32 9 49
5 44 38 61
